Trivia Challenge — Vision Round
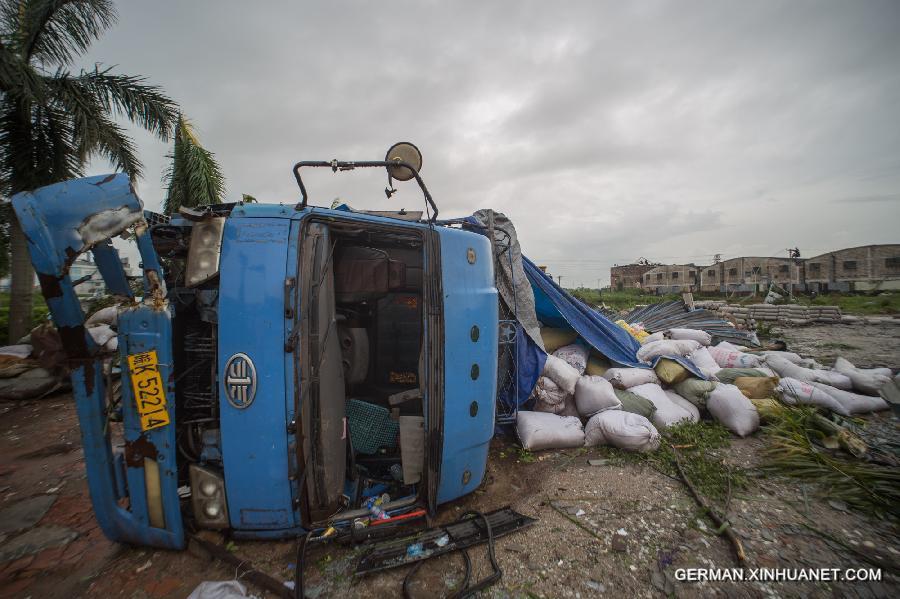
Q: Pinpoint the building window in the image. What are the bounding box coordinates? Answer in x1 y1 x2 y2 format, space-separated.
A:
751 266 761 275
656 273 663 281
744 271 751 277
885 257 900 269
689 271 696 280
779 264 789 273
728 268 737 276
809 263 821 273
671 272 679 280
707 270 716 277
843 260 857 270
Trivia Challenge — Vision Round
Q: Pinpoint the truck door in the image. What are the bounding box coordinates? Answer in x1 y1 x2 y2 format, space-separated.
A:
297 222 347 521
433 227 498 504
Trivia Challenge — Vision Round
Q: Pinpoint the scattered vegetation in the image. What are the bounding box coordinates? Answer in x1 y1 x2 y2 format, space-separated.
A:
800 292 900 316
761 406 900 519
0 291 49 344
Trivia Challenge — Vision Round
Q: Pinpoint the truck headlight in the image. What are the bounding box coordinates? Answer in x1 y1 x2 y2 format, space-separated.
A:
185 216 225 287
190 464 229 529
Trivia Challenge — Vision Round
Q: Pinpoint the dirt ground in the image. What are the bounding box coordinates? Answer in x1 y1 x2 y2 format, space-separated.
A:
1 323 899 598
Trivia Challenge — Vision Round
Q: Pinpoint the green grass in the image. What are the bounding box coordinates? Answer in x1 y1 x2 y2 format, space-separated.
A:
796 292 900 315
0 291 50 344
570 288 684 312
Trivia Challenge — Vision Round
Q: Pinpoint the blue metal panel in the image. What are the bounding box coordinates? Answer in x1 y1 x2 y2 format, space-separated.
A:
436 227 498 504
11 174 183 549
218 216 295 530
117 305 183 544
91 239 134 297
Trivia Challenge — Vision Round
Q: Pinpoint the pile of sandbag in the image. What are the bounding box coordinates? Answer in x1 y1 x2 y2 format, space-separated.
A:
0 343 66 400
518 327 895 454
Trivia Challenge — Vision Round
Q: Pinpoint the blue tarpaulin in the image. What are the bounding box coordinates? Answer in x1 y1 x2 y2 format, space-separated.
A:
523 256 706 379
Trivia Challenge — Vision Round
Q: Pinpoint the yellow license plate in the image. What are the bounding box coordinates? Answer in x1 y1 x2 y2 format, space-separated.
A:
126 350 171 431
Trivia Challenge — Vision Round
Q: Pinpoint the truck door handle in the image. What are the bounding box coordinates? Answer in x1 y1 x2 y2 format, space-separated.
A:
284 277 296 319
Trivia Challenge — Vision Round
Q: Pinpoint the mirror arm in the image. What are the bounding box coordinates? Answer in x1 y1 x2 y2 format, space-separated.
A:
292 160 438 222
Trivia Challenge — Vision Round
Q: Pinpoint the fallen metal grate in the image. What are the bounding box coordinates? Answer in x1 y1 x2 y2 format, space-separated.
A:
355 506 537 576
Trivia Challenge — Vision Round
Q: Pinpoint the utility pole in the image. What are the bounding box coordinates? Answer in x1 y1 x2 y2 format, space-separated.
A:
558 275 563 288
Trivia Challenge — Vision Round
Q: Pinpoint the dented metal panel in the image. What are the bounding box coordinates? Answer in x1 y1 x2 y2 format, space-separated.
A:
11 174 184 549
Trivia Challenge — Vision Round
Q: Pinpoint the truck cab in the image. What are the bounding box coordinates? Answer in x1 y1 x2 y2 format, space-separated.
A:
12 146 499 548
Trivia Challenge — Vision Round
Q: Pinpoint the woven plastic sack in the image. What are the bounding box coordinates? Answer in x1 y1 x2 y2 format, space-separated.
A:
517 411 584 450
574 375 621 417
707 384 759 437
667 328 712 346
673 378 717 408
603 367 660 389
833 357 892 395
637 339 701 364
540 328 578 353
553 343 589 375
665 390 700 422
641 331 665 344
808 381 889 415
630 383 693 429
542 354 580 394
584 410 660 452
585 352 611 376
715 368 769 385
612 388 656 419
766 355 852 390
654 358 690 385
777 377 848 416
708 345 762 369
532 376 567 414
733 376 778 399
689 347 721 379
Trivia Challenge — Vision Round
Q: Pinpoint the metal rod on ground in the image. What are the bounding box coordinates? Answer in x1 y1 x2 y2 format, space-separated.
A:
670 446 746 566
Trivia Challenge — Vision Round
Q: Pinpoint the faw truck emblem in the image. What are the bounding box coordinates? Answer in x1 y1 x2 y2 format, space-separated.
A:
224 353 257 409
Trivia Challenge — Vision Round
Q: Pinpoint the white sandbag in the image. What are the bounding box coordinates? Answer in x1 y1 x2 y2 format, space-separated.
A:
708 345 762 369
87 324 117 348
833 357 892 395
532 377 567 414
798 358 827 370
86 306 118 327
542 354 580 394
603 367 660 389
777 377 849 416
637 339 701 364
760 350 803 364
834 357 891 378
559 396 580 418
688 347 721 379
766 355 852 390
0 344 32 359
574 375 621 417
584 410 660 452
713 341 741 352
641 331 665 344
808 381 889 415
667 328 712 346
810 369 852 391
516 411 585 451
553 343 590 375
707 384 760 437
630 383 693 429
665 390 700 422
104 336 119 353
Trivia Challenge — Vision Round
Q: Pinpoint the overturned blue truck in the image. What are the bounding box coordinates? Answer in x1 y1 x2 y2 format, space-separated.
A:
11 144 511 549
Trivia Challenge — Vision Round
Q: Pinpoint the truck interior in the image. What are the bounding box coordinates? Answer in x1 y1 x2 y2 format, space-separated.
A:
299 219 429 523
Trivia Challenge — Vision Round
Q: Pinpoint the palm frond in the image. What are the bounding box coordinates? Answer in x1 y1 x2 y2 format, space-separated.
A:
45 68 142 178
16 0 115 65
0 42 45 100
80 65 178 140
163 116 225 214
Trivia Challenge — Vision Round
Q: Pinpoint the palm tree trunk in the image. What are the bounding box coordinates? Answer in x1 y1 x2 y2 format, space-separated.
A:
8 216 35 343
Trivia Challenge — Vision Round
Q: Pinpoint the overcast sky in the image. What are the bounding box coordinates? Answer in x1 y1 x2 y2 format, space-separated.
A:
81 0 900 287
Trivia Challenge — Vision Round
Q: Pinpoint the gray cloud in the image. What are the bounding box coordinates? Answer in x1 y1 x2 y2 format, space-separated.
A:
84 0 900 286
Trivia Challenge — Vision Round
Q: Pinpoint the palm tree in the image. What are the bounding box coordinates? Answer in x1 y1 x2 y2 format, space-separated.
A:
0 1 183 342
162 115 225 214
